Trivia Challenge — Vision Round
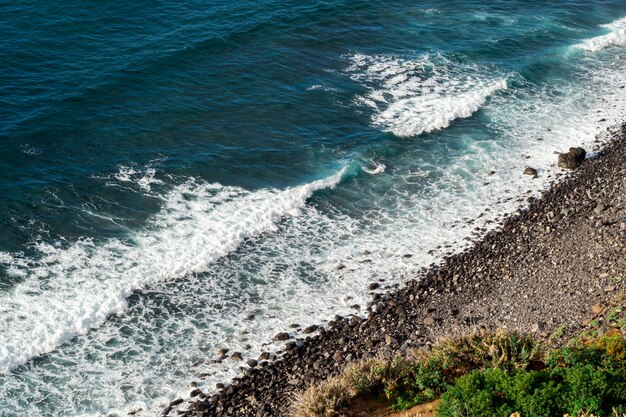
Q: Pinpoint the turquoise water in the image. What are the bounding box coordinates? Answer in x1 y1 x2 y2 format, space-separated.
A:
1 1 626 416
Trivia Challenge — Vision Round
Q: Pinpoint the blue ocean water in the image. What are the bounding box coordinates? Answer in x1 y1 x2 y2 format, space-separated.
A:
1 1 626 415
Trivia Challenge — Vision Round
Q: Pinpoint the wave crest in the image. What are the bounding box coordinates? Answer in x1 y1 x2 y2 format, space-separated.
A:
347 53 507 137
0 169 344 373
575 16 626 52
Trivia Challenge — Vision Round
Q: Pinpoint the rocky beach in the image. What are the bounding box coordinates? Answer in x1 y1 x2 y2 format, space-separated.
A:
170 120 626 417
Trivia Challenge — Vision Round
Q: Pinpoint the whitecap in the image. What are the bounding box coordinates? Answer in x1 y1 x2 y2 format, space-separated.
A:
575 15 626 52
346 53 508 137
362 161 386 175
0 169 345 374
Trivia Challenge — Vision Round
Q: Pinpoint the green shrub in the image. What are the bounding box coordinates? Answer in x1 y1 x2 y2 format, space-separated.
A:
437 365 626 417
547 335 626 371
292 332 626 417
386 356 450 410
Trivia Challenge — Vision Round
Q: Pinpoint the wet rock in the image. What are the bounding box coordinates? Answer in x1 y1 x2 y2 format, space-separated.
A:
368 282 380 290
247 359 258 368
273 332 291 341
169 399 184 408
302 325 319 334
523 167 538 176
558 147 586 169
231 352 243 361
190 389 202 397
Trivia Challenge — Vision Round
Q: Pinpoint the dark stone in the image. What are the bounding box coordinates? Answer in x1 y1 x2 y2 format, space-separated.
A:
230 352 243 361
558 147 586 169
368 282 380 290
169 398 184 407
303 325 319 334
190 389 202 397
523 167 538 176
246 359 258 368
273 332 291 341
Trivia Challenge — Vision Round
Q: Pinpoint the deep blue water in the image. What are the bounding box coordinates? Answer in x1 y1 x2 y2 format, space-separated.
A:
1 1 626 416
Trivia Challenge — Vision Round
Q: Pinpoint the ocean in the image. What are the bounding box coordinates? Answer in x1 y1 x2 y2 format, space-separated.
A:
1 1 626 415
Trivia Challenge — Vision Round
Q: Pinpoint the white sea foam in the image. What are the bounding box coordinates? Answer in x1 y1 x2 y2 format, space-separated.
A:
113 164 163 192
575 16 626 52
362 160 386 174
0 252 13 264
348 53 507 137
0 169 344 374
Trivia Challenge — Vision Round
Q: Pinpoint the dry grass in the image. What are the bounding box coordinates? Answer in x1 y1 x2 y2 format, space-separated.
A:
292 330 544 417
429 329 544 374
292 376 357 417
344 357 410 396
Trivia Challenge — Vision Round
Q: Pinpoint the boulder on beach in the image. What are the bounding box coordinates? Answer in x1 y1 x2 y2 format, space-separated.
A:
523 167 538 177
557 147 586 169
273 332 291 341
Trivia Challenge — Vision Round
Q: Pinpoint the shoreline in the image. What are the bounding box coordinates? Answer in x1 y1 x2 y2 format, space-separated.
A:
176 121 626 417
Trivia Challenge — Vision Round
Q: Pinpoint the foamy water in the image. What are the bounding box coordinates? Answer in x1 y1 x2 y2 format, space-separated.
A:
349 53 508 137
576 16 626 51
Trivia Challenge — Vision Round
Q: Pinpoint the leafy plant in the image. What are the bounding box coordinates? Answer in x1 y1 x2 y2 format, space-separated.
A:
437 365 626 417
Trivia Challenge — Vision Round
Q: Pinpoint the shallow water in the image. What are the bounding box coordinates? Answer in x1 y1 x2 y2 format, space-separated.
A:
1 1 626 415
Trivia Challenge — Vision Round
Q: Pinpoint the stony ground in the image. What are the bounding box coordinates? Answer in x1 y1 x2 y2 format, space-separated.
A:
171 122 626 417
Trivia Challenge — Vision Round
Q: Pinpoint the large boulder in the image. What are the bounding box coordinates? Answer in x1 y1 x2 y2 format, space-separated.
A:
558 147 586 169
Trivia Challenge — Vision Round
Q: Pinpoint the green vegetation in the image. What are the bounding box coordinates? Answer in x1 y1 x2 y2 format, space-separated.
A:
292 327 626 417
438 363 626 417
